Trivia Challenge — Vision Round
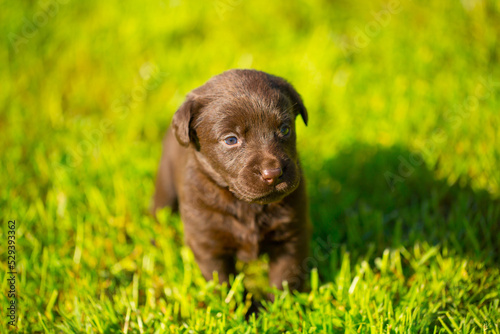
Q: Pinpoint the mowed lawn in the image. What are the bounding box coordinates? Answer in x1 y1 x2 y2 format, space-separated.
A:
1 0 500 332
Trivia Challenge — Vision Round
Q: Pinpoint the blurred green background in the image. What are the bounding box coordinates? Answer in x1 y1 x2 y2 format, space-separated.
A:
1 0 499 332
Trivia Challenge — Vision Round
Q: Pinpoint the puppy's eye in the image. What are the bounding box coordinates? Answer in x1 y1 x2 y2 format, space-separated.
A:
279 125 290 136
224 136 238 146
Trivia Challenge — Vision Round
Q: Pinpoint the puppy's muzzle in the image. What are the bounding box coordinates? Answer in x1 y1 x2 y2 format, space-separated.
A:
260 167 283 185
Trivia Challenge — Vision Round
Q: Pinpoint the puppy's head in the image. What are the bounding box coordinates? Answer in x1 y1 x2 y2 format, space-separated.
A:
172 69 308 204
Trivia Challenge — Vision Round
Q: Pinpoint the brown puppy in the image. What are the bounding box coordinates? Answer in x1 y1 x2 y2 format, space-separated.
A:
152 69 311 291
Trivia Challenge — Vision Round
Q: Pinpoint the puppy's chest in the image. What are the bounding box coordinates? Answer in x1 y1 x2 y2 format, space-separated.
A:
231 205 292 262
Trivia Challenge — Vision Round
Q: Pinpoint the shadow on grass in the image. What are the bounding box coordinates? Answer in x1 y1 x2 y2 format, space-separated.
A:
304 144 500 282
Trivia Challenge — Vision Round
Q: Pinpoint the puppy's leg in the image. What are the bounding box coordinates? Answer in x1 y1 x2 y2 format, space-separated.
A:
268 235 309 292
194 253 236 284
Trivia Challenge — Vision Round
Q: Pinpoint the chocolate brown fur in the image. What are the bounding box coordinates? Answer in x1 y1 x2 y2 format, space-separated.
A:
152 69 311 290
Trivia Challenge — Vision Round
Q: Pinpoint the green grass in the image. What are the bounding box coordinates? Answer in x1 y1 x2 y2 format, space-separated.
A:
1 0 500 332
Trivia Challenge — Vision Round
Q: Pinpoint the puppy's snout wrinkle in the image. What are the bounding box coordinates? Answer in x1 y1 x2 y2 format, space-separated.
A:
261 167 283 184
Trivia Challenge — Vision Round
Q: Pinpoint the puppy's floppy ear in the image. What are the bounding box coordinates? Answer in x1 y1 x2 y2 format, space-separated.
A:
171 94 202 147
270 75 308 126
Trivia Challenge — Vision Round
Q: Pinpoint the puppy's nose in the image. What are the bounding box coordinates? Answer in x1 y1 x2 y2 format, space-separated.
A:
261 168 283 184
